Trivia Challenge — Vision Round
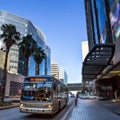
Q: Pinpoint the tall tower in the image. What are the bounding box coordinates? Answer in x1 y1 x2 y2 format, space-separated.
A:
59 67 68 85
50 62 59 80
81 41 89 61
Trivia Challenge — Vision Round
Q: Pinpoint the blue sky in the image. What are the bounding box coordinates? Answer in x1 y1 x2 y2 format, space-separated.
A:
0 0 87 83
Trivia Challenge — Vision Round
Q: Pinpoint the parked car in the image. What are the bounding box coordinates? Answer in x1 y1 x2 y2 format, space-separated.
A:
71 94 75 98
88 95 97 100
79 94 89 99
96 95 105 100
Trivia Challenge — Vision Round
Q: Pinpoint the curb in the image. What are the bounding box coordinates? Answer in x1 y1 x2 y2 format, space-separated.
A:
60 101 74 120
60 105 74 120
113 110 120 115
0 103 19 110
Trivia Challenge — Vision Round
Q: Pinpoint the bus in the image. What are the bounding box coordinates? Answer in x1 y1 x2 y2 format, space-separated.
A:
19 75 68 115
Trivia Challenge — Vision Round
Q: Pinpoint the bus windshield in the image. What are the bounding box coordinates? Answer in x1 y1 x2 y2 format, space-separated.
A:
21 82 52 102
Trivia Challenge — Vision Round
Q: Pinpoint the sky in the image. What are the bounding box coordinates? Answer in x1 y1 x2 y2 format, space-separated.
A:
0 0 87 83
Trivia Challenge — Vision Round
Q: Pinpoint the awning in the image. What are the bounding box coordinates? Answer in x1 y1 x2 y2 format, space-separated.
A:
82 44 115 82
101 61 120 79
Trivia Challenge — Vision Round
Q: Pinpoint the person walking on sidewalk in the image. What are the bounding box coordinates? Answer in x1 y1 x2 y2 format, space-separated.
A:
75 92 78 106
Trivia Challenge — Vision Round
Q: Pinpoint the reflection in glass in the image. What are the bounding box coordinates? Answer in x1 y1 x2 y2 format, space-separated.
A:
21 82 52 101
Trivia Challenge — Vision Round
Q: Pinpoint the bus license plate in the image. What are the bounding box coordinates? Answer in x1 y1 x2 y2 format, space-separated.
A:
32 109 38 112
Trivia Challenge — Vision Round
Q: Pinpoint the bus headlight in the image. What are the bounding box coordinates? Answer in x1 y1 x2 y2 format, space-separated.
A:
48 104 52 108
20 104 24 107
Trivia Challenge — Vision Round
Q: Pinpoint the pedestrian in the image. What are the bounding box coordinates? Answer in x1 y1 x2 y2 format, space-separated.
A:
75 92 78 106
114 90 117 101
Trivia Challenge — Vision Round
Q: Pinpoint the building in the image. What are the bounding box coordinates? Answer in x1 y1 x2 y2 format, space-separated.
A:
81 41 89 61
0 10 51 76
45 45 51 75
59 67 68 85
50 62 59 80
50 62 68 85
5 73 24 96
83 0 120 99
0 50 10 71
0 10 51 97
0 50 10 89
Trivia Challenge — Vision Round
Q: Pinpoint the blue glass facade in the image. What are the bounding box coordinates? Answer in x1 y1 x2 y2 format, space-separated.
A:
109 0 114 8
84 0 95 50
91 0 99 44
0 10 51 76
84 0 115 49
110 0 120 41
84 0 120 99
96 0 106 39
45 45 51 75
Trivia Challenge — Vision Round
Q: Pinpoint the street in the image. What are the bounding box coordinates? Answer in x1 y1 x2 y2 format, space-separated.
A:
0 98 74 120
1 98 120 120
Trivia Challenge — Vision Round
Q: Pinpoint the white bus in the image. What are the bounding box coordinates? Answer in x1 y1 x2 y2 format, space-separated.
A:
19 75 68 115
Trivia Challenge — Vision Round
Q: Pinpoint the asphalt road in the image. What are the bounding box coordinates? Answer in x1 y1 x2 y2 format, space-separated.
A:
0 98 74 120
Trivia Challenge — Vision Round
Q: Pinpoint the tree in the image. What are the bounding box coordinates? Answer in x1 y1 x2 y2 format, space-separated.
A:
19 34 37 76
0 24 20 101
33 46 46 75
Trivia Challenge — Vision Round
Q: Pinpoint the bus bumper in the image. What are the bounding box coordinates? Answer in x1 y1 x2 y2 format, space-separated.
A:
19 107 53 114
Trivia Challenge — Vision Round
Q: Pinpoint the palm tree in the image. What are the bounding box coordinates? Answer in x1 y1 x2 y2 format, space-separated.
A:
0 24 20 101
33 46 46 75
19 34 37 76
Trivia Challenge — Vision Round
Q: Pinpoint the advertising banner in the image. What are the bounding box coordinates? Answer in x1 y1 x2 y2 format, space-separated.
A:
111 1 120 41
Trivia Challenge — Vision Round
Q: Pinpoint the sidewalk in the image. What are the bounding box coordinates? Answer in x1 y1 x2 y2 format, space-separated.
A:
68 99 120 120
95 99 120 115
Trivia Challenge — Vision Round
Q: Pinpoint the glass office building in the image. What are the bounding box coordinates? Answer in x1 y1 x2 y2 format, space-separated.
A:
45 45 51 75
83 0 120 99
110 0 120 41
83 0 115 82
0 10 51 76
84 0 114 50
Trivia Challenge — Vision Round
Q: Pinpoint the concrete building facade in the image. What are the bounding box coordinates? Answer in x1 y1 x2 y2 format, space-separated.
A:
59 67 68 85
81 41 89 61
50 62 59 80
